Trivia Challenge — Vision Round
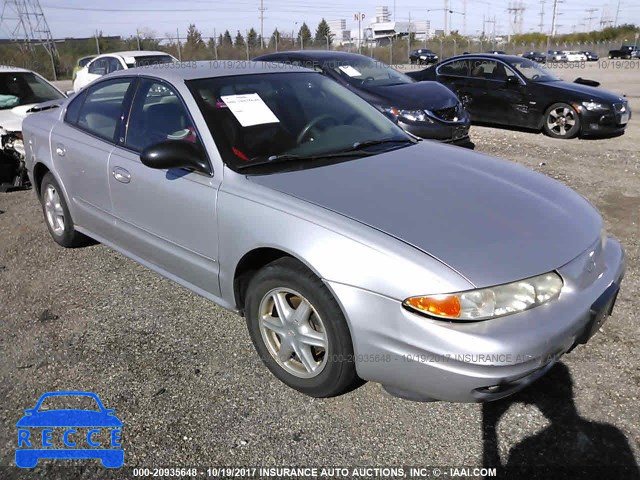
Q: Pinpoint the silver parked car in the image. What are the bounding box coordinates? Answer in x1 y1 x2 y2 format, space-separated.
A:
22 62 625 402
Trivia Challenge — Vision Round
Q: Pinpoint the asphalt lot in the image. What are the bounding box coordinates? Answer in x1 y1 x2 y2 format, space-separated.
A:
1 62 639 479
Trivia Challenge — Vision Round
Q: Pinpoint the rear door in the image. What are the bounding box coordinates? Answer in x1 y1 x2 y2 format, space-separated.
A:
51 77 135 236
107 78 221 296
435 58 482 118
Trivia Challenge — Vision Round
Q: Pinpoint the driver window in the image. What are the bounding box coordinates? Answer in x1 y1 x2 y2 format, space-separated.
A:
125 80 197 152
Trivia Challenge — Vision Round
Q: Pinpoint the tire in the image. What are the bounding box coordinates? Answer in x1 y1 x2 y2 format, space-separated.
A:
245 257 362 397
542 102 581 139
40 172 90 247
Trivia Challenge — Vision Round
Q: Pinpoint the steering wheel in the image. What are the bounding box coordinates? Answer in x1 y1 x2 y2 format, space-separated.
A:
531 74 540 81
296 115 339 143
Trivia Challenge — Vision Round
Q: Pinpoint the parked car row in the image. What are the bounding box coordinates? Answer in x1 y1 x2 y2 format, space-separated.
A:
1 49 632 192
522 50 599 63
21 60 626 404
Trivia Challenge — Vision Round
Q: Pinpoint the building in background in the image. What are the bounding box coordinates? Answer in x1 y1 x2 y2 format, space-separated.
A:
327 19 350 45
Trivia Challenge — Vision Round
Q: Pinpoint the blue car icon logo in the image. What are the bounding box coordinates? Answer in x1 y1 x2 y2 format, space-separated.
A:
16 391 123 468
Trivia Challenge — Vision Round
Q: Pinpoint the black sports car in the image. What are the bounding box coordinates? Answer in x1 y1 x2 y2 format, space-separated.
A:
407 54 631 139
582 51 599 61
255 51 472 147
409 49 439 65
522 51 546 63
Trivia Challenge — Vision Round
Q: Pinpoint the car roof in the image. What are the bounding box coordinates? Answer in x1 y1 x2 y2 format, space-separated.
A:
444 53 526 63
257 50 376 63
106 60 310 82
96 50 171 58
0 65 34 73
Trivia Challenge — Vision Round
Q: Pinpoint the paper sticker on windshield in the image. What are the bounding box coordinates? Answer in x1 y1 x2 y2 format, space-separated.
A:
338 65 362 77
220 93 280 127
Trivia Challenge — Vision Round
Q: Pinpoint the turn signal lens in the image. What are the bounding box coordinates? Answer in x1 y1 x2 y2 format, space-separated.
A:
404 271 563 321
406 295 461 318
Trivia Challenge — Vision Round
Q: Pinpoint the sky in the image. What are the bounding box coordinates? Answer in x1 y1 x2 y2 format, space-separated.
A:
7 0 640 41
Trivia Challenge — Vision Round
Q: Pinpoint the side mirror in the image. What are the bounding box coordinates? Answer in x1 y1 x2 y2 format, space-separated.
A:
506 76 521 86
140 140 210 174
65 90 75 97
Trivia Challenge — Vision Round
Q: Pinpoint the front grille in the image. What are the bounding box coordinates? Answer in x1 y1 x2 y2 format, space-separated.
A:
432 104 461 122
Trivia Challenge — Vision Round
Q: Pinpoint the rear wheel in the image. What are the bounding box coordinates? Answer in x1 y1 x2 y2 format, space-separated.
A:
245 257 361 397
40 172 90 247
542 102 581 139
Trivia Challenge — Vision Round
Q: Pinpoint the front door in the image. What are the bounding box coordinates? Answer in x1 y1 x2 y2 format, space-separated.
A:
107 78 221 296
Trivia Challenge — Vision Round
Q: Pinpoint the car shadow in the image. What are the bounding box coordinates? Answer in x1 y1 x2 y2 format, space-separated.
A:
481 362 640 480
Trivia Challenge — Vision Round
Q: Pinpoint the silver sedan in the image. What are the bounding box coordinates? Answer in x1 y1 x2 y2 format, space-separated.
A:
22 62 625 402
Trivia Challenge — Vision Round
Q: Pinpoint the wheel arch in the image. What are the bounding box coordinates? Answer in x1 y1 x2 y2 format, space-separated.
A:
32 162 50 198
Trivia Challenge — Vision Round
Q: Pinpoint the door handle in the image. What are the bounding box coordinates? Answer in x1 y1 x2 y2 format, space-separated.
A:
112 167 131 184
55 144 65 157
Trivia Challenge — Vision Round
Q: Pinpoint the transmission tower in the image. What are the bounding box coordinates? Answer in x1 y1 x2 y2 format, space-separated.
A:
508 1 526 36
0 0 58 78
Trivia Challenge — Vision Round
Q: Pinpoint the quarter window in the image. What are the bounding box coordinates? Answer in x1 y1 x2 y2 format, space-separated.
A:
75 79 132 141
125 80 197 152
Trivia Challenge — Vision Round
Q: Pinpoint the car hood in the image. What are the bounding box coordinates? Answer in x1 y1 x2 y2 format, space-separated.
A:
544 80 625 103
0 99 63 132
248 142 601 288
16 410 122 427
362 81 459 110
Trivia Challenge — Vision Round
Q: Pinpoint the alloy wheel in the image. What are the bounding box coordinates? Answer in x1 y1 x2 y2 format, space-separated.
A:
546 106 577 137
258 287 328 379
44 184 65 235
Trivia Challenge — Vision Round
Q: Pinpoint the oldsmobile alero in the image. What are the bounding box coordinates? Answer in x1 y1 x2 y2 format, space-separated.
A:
22 62 625 402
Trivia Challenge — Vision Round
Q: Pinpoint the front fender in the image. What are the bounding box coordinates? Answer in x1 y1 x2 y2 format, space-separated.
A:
217 173 473 309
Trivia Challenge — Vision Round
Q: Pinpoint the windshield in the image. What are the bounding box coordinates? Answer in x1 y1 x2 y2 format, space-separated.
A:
187 72 412 172
37 395 100 412
126 55 175 68
78 56 95 68
327 57 414 87
0 72 64 109
509 58 560 82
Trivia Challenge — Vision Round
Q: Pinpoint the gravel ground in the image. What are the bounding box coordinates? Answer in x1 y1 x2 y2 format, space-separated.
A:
2 63 639 479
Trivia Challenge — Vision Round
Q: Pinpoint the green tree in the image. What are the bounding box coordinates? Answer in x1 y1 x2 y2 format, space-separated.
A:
183 24 208 60
297 22 312 48
247 28 258 49
269 28 281 49
185 24 204 48
314 18 333 47
222 30 233 47
235 30 246 48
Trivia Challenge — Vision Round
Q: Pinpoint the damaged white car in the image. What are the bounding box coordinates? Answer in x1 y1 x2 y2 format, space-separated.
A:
0 66 66 191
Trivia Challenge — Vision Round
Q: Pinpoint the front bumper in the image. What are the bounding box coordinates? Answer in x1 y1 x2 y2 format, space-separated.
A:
399 118 472 148
580 106 631 136
328 236 625 403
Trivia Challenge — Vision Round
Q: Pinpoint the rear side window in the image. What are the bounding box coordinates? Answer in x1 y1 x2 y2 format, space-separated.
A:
88 58 108 75
75 79 132 142
437 60 470 77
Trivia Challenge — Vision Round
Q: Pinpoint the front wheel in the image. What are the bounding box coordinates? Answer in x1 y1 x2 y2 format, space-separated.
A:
542 103 581 139
245 257 361 397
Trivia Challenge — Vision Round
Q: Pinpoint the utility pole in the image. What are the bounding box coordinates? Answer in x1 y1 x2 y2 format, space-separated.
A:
354 12 365 54
95 30 100 54
176 28 181 61
258 0 266 48
538 0 545 33
213 28 218 59
585 8 597 32
463 0 467 36
136 29 141 50
550 0 561 37
614 0 621 27
408 11 411 62
444 0 449 36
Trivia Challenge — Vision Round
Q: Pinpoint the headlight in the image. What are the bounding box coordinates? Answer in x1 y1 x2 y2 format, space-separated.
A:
378 106 434 123
581 101 609 111
403 271 563 321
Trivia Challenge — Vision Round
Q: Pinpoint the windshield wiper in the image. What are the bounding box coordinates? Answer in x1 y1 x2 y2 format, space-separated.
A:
339 137 417 152
236 150 376 170
236 138 416 171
